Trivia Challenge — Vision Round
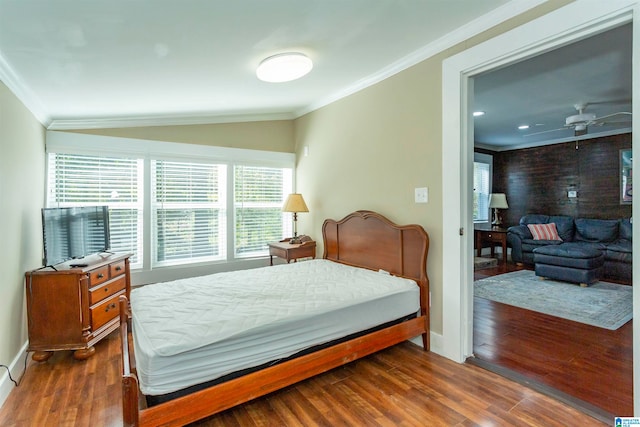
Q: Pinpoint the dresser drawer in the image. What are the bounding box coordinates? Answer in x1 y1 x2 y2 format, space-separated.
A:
91 291 124 331
89 276 126 305
89 266 110 286
110 260 126 277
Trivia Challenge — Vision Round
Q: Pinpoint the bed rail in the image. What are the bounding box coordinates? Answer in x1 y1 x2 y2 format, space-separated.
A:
120 295 142 427
120 294 427 426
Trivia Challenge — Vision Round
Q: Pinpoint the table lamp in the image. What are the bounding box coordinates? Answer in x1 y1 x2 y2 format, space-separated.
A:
282 193 309 244
488 193 508 226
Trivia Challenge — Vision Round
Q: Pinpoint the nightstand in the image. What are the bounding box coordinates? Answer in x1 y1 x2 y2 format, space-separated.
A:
268 239 316 265
474 226 509 265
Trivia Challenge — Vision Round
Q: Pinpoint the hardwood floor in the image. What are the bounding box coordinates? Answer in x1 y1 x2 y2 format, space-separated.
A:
0 330 608 426
473 263 633 419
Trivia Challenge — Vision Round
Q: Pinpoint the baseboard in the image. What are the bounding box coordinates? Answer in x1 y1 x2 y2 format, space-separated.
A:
409 330 443 355
0 341 29 411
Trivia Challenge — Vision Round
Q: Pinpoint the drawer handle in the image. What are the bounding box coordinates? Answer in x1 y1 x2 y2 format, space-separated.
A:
115 266 122 271
97 273 104 279
105 303 117 312
104 287 109 293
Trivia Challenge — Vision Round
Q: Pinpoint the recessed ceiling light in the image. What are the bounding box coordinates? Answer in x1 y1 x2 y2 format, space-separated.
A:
473 111 485 117
256 52 313 83
518 125 530 130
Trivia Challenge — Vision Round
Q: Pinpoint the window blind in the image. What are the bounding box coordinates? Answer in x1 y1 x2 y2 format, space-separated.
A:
152 160 227 266
234 165 293 258
473 161 490 222
46 132 297 272
46 153 144 267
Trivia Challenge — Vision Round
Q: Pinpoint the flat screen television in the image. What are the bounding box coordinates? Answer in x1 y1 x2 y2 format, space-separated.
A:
42 206 111 267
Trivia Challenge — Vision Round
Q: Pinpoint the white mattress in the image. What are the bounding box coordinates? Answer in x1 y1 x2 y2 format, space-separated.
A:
130 259 420 396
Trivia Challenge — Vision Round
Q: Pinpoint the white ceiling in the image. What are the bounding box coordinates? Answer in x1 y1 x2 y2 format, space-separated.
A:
2 1 629 149
0 0 513 129
473 23 632 150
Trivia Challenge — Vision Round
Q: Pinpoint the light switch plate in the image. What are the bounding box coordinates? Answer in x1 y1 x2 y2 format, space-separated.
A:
415 187 428 203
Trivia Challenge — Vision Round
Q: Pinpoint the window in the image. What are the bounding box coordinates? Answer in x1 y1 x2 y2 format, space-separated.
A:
473 153 492 223
152 160 227 266
234 165 293 258
45 131 296 274
46 153 144 267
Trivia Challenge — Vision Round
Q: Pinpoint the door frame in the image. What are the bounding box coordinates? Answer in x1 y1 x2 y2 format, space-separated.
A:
441 0 639 413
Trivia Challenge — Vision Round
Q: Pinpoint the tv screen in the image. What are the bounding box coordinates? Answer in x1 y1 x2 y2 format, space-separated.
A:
42 206 111 267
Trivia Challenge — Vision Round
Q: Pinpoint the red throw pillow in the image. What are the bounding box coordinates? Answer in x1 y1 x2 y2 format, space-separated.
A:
527 223 562 241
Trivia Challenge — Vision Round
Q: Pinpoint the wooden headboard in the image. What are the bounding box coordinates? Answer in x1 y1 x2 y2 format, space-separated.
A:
322 210 430 326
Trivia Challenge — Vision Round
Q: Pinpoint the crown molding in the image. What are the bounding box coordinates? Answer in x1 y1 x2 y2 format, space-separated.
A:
295 0 548 118
0 52 51 126
475 128 632 152
4 0 546 129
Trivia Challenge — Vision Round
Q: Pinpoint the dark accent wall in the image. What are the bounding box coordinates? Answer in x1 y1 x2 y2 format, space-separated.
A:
483 133 631 227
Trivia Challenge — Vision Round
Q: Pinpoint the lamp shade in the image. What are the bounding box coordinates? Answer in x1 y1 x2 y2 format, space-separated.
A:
282 193 309 213
488 193 509 209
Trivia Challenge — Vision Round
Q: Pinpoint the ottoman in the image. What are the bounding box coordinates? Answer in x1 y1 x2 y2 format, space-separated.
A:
533 243 604 287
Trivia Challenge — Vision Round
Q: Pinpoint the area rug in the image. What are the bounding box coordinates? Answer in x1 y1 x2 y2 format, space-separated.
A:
474 257 498 270
474 270 632 330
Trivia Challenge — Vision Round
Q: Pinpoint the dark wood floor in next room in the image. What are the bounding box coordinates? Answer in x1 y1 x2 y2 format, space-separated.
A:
473 263 633 419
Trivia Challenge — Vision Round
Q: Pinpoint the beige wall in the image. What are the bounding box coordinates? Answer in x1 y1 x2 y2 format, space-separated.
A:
293 0 571 335
71 120 294 153
294 60 447 332
0 82 45 366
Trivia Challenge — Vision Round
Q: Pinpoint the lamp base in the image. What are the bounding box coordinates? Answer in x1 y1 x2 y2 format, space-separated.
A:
491 208 503 226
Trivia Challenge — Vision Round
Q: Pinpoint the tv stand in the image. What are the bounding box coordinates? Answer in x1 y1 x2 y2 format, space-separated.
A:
25 253 132 361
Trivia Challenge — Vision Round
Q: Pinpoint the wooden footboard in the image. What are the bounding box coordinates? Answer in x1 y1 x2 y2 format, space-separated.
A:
120 295 427 427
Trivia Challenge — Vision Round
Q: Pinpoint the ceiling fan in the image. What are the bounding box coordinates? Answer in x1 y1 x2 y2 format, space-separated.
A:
525 102 631 137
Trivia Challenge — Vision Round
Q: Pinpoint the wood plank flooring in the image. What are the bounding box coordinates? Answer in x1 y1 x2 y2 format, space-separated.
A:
0 330 608 426
473 263 633 418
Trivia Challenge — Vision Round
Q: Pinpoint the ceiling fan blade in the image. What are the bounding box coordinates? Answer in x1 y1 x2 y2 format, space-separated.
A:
586 98 632 107
523 127 568 137
593 120 632 127
596 111 632 121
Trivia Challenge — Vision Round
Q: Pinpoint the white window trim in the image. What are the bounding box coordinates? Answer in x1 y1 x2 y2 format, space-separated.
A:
45 131 296 285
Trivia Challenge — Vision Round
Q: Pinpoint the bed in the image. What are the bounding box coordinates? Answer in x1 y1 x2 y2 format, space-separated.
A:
120 210 430 426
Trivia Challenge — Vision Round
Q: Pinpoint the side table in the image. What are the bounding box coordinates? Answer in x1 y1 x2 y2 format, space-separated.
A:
268 239 316 265
474 226 509 264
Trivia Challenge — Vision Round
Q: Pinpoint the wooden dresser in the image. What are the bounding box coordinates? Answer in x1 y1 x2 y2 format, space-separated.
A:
25 253 132 361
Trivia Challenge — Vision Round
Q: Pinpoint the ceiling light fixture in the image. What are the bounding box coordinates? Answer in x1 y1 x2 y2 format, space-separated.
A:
518 125 530 130
473 111 485 117
256 52 313 83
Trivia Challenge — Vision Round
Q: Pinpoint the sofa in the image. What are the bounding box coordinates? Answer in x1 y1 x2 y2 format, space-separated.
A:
507 214 632 284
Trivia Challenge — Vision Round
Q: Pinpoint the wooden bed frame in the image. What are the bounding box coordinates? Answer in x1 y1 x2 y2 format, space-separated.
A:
120 210 430 426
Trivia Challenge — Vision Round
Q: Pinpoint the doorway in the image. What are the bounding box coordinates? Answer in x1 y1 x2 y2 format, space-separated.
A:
441 0 638 415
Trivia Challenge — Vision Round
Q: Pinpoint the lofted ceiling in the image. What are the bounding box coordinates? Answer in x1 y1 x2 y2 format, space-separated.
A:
0 0 513 129
473 23 632 151
0 1 631 149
